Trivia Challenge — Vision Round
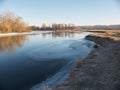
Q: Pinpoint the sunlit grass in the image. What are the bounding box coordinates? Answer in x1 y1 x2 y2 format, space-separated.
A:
88 30 120 41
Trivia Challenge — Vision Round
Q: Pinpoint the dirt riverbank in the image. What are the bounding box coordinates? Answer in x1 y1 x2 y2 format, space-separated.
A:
45 30 120 90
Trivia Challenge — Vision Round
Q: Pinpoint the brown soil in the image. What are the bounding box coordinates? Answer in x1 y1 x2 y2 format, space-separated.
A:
45 30 120 90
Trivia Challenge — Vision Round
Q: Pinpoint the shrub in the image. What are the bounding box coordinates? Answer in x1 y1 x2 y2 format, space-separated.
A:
0 11 30 33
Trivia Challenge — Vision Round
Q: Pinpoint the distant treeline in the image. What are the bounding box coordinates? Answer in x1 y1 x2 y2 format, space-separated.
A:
30 24 120 31
30 23 76 31
78 25 120 30
0 12 30 33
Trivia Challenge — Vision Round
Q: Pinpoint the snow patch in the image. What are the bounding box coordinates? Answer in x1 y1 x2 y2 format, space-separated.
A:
0 31 52 37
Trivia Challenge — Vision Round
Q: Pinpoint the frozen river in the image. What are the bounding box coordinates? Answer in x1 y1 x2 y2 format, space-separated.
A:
0 31 95 90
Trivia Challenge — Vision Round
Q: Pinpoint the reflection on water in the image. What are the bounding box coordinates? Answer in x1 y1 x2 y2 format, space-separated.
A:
0 35 27 52
42 31 76 38
0 31 94 90
0 31 77 52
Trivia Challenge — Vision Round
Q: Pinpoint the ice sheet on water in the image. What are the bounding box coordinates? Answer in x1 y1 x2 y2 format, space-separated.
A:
28 39 95 61
30 39 95 90
0 31 52 37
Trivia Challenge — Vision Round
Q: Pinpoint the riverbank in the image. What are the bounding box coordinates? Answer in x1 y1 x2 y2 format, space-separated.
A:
50 30 120 90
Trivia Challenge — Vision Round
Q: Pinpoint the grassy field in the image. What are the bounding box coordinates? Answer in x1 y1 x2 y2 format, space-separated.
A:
87 30 120 41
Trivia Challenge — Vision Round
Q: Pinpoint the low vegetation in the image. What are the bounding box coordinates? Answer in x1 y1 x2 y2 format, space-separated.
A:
0 11 30 33
79 25 120 30
87 30 120 41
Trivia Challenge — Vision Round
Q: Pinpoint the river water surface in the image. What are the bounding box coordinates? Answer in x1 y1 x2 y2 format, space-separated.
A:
0 31 95 90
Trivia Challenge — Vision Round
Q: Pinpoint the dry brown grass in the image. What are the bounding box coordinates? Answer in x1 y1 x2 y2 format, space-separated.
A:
89 30 120 41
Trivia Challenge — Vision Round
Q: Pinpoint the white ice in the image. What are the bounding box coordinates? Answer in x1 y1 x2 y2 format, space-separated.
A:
0 31 52 37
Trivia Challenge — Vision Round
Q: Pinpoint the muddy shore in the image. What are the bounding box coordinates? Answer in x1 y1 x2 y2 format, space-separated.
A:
48 30 120 90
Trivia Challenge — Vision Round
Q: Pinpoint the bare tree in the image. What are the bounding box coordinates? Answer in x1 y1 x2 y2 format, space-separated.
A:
0 11 30 33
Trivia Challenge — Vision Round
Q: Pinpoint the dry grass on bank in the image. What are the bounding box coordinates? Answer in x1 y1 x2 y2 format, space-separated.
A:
88 30 120 41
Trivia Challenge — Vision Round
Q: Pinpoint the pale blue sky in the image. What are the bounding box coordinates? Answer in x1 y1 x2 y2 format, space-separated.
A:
0 0 120 26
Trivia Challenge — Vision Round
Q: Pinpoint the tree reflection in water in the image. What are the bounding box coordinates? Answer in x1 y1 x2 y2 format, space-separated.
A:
41 31 77 38
0 35 27 52
0 31 80 52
